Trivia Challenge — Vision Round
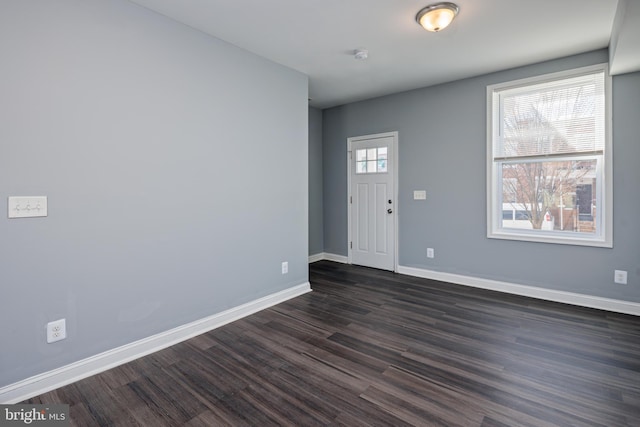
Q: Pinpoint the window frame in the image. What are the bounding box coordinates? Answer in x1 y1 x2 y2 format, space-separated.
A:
486 63 612 248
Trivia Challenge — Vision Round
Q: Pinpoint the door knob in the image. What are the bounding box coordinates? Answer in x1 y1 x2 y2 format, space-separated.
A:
388 199 392 204
387 208 393 214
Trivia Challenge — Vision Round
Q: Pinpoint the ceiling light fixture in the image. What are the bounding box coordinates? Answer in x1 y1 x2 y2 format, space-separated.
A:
416 2 459 32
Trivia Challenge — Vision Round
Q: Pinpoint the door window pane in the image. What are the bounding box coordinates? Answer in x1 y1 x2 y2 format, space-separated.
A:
355 147 389 174
357 161 367 174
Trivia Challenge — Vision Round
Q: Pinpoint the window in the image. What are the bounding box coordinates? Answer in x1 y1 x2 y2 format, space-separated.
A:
355 147 387 174
487 64 612 247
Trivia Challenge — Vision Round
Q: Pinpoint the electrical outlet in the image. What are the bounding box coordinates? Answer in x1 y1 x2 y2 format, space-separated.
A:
281 261 288 274
47 319 66 343
614 270 628 285
427 248 434 259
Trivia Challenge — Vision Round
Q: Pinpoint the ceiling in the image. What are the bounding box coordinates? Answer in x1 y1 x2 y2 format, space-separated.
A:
128 0 640 109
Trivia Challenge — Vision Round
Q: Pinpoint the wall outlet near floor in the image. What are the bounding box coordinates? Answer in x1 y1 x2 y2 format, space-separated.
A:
427 248 434 259
46 318 66 343
281 261 288 274
614 270 628 285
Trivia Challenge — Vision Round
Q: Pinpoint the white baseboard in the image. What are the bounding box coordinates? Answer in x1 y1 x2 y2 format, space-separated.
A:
308 252 348 264
324 253 348 264
308 253 324 263
398 266 640 316
0 282 312 404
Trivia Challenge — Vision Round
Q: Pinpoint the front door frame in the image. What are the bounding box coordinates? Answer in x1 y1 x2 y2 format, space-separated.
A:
347 131 399 272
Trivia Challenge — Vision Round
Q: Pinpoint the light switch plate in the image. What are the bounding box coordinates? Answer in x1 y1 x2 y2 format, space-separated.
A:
8 196 48 218
413 190 427 200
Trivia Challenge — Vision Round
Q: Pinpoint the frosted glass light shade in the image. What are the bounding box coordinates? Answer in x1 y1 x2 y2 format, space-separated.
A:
416 3 459 32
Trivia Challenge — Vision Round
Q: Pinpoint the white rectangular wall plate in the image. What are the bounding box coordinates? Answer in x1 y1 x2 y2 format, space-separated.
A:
413 190 427 200
46 319 66 344
614 270 628 285
8 196 48 218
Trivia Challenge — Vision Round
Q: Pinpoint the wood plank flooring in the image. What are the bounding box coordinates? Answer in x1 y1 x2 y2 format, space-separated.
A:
26 261 640 426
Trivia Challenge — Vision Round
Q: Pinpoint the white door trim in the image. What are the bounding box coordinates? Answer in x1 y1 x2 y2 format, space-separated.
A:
347 131 399 272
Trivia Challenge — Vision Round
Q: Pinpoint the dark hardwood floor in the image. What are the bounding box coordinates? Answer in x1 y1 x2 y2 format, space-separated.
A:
27 261 640 426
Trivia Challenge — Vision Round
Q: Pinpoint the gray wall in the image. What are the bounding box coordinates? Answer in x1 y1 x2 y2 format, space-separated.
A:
323 49 640 302
308 107 324 255
0 0 308 388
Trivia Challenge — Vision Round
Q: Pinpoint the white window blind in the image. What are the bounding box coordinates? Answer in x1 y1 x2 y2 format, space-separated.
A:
495 70 605 160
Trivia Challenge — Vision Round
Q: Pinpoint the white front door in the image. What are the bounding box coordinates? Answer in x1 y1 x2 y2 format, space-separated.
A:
349 133 396 271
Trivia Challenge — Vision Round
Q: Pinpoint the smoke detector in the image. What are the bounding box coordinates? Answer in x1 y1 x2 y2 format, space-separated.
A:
354 49 369 60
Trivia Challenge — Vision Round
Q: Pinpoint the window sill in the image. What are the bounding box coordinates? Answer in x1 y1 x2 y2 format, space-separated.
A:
487 229 612 248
